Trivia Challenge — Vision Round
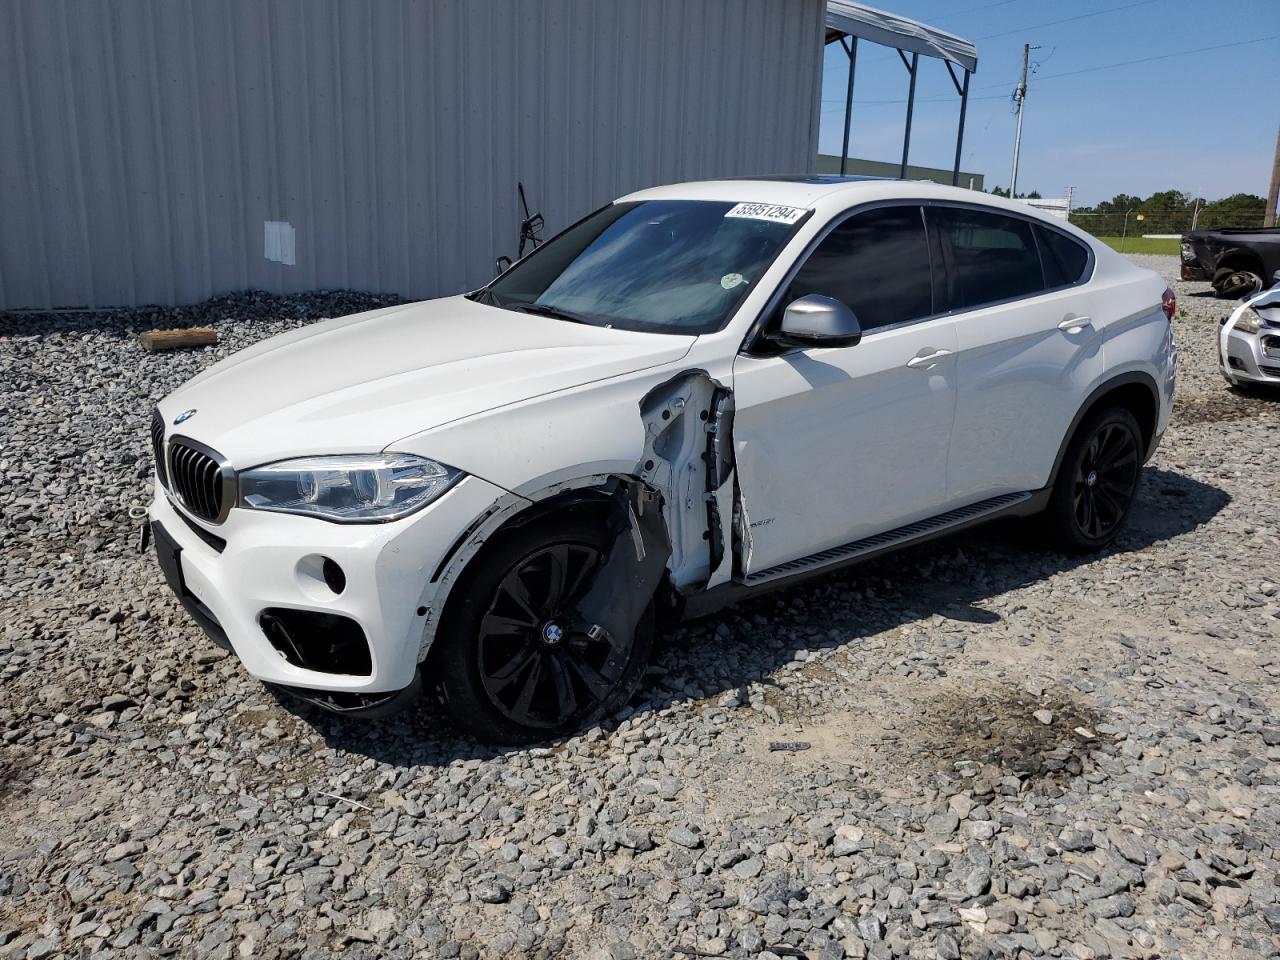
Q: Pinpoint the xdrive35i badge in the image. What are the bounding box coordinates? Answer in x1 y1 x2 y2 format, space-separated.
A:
173 409 197 425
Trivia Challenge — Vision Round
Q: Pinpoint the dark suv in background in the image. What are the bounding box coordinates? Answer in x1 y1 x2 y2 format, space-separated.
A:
1181 227 1280 299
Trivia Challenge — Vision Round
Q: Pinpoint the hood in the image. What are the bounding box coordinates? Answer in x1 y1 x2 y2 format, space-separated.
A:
158 296 695 467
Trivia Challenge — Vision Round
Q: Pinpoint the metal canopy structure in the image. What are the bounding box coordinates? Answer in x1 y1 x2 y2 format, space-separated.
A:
825 1 978 185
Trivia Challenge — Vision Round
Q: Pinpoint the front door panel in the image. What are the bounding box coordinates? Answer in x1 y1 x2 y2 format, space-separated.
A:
732 318 959 576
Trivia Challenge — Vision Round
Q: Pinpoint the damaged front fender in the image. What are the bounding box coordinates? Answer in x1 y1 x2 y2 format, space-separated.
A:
415 365 745 664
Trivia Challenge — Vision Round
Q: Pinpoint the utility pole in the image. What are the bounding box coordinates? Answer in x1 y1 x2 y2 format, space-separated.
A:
1065 185 1074 216
1010 44 1037 198
1266 123 1279 228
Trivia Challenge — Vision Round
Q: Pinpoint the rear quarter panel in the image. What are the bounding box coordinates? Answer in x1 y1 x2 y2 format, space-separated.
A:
1087 246 1176 436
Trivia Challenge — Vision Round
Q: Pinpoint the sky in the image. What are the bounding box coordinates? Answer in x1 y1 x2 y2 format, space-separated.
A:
817 0 1279 207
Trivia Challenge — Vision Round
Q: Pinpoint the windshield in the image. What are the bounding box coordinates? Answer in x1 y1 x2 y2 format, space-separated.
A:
472 200 807 334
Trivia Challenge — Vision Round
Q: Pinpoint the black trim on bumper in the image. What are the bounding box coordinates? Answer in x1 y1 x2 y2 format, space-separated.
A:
267 669 423 719
152 520 231 650
171 501 227 553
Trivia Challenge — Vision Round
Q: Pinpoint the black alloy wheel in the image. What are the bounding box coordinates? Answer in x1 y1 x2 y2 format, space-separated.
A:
1070 421 1140 540
1044 405 1144 552
435 514 655 744
476 542 629 729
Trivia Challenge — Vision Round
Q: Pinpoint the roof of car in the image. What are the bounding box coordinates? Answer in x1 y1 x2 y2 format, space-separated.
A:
620 176 1004 209
617 177 1099 240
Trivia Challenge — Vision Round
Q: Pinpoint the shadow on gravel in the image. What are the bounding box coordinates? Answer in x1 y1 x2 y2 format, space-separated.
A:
285 466 1229 768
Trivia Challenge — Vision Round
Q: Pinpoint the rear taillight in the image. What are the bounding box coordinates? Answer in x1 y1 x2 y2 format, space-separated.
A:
1161 287 1176 321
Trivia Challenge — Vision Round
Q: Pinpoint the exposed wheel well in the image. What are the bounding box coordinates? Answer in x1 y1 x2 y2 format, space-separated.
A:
1090 381 1157 453
1051 376 1159 488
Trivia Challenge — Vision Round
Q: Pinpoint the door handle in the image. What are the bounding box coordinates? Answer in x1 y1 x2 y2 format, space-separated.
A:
1058 315 1092 333
906 349 954 369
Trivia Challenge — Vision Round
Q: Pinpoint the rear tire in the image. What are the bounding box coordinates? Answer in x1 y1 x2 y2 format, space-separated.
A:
1044 406 1144 552
433 515 654 745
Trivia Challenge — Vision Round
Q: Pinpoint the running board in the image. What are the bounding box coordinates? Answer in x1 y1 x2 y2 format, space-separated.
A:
742 491 1034 586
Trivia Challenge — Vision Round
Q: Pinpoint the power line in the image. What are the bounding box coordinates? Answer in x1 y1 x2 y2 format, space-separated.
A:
975 0 1158 40
1032 35 1279 81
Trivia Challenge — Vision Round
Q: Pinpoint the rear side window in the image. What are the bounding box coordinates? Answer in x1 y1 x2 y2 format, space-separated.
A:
933 207 1043 309
1036 225 1090 287
786 205 932 331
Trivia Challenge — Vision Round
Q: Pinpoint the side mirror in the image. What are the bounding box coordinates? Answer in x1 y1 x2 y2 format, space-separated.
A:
494 255 513 275
774 294 863 348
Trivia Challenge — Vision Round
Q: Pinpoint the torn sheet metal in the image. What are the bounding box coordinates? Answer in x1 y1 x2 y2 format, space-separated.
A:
704 386 735 580
637 370 737 592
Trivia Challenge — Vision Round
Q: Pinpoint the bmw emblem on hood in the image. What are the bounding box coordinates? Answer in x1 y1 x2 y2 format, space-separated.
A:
173 409 197 425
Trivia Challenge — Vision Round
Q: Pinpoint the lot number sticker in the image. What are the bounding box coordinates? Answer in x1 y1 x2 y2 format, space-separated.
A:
724 202 806 225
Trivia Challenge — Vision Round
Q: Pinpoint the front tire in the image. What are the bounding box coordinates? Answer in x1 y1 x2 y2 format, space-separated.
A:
1044 406 1143 552
434 515 654 744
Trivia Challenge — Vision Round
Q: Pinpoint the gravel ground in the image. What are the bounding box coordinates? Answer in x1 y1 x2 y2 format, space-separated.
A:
2 261 1279 960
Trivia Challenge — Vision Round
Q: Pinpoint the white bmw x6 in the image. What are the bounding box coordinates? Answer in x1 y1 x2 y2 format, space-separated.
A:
148 177 1177 742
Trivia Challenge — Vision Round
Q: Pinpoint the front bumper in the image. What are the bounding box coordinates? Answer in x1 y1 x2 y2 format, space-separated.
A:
1219 322 1280 386
148 474 509 697
1181 263 1209 282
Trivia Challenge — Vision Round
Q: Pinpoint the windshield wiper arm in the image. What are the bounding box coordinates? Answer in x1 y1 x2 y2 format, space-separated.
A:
514 302 596 325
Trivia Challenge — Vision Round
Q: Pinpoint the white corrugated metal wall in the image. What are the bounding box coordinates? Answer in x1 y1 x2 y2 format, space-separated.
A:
0 0 824 310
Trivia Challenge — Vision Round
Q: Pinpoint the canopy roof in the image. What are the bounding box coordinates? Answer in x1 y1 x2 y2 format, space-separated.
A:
825 1 978 73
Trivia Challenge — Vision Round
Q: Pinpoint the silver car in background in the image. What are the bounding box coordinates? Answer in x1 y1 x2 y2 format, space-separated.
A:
1220 270 1280 393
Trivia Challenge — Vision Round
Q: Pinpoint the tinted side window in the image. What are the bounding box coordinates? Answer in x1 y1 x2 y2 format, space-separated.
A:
934 207 1043 309
1036 225 1090 287
787 206 932 331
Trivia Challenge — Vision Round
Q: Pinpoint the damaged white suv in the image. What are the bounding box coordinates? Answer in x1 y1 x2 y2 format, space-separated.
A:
148 177 1177 743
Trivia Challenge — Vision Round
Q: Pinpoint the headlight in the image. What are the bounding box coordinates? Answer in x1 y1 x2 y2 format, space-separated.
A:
239 454 460 522
1234 311 1260 335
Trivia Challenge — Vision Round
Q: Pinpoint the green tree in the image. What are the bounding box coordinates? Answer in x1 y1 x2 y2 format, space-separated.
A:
1198 193 1266 229
988 186 1041 199
1069 189 1267 237
1139 190 1189 215
1093 194 1143 215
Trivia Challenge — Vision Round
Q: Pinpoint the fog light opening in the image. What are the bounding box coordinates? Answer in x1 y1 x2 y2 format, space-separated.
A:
258 608 372 676
321 557 346 595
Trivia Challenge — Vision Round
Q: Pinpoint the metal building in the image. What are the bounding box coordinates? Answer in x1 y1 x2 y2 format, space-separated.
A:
0 0 826 310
